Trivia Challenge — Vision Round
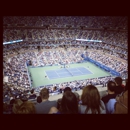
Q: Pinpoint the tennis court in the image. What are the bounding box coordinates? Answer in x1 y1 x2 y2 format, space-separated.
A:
28 62 110 87
45 67 93 79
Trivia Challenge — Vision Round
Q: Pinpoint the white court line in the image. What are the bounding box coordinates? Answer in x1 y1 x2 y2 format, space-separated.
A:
54 71 60 78
76 68 84 74
83 67 94 74
44 71 50 79
65 68 74 76
55 71 70 74
49 75 72 80
58 72 68 74
67 68 85 75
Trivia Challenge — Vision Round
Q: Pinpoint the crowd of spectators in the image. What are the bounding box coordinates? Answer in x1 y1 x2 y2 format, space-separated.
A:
37 48 83 66
3 45 127 101
4 44 127 88
3 48 38 89
3 16 127 29
103 77 128 114
3 74 115 106
88 49 127 76
3 16 128 114
3 29 128 48
3 28 127 61
35 76 114 95
3 77 127 114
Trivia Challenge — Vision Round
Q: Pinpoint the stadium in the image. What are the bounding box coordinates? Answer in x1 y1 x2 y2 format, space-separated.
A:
3 16 128 114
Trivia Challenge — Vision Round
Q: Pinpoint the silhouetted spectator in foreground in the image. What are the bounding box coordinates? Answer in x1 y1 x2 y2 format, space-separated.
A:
101 81 117 104
57 87 71 109
12 99 23 114
114 77 124 95
49 91 79 114
36 96 42 104
114 90 128 114
17 101 36 114
79 85 106 114
28 89 37 100
106 90 128 114
35 88 57 114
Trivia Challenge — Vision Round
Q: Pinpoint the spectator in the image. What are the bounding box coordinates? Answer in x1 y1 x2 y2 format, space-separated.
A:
73 92 81 104
124 79 128 91
114 77 124 95
49 91 79 114
79 85 106 114
63 87 71 93
3 103 10 114
114 90 128 114
101 81 117 104
48 106 59 114
17 101 36 114
12 99 23 114
21 95 28 102
9 99 15 113
105 99 117 114
28 89 37 100
36 96 42 104
57 87 71 109
35 88 57 114
106 89 128 114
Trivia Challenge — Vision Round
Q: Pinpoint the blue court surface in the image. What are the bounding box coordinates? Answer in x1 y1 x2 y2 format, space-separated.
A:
45 67 93 79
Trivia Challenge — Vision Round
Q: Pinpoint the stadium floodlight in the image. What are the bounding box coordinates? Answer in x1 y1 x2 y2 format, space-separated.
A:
76 39 102 42
3 39 23 45
3 42 8 45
